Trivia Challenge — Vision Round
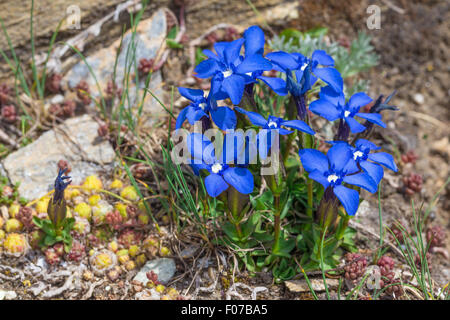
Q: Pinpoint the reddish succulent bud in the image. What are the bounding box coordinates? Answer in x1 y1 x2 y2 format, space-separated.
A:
383 278 404 297
224 27 239 42
146 270 160 285
377 255 395 277
46 73 63 93
338 36 351 49
118 229 141 248
45 247 61 265
53 242 65 256
105 210 123 230
403 173 422 196
49 103 63 117
390 222 409 244
0 83 11 105
426 226 446 248
66 240 86 262
16 206 35 231
126 205 138 220
75 81 91 105
57 159 71 174
205 31 218 45
97 122 109 137
87 234 101 247
1 105 17 123
344 253 367 281
105 81 122 98
62 100 77 117
138 58 154 75
401 150 418 164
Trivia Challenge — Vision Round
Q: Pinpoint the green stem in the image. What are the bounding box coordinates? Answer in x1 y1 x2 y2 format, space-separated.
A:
272 194 281 252
306 177 313 218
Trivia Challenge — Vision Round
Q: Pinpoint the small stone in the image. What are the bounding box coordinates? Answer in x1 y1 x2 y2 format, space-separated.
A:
285 279 339 293
413 93 425 104
133 258 176 286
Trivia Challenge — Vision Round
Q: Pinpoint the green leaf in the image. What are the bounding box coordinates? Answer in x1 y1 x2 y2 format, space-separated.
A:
44 235 57 246
304 26 328 38
222 222 240 242
253 231 274 243
241 212 260 239
166 39 183 49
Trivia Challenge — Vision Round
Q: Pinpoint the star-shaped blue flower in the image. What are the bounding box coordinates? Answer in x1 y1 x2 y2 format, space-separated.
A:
195 38 272 105
309 86 386 134
263 50 343 96
299 143 378 216
349 139 398 185
176 87 237 131
188 133 254 197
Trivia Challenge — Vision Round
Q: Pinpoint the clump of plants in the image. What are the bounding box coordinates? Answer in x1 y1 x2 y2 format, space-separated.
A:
171 25 398 280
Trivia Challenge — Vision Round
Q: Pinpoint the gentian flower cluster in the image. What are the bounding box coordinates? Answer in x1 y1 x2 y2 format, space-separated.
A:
174 25 397 224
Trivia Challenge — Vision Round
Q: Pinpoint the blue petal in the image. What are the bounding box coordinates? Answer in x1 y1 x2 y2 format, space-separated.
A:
175 106 190 129
202 49 219 61
178 87 205 102
213 42 228 61
368 152 398 172
360 161 384 186
348 92 373 112
235 107 267 127
312 50 334 66
319 85 345 106
309 99 341 121
327 143 352 172
235 54 272 74
343 172 378 193
257 76 288 96
185 107 207 125
244 26 265 56
355 112 386 128
308 169 330 189
187 133 216 164
221 130 246 164
333 185 360 216
345 117 366 133
312 67 343 93
266 51 299 70
210 106 237 131
278 128 293 135
189 161 210 176
222 167 254 194
194 59 220 78
224 38 245 65
299 149 329 173
282 120 315 135
355 139 381 151
205 173 229 197
222 74 245 105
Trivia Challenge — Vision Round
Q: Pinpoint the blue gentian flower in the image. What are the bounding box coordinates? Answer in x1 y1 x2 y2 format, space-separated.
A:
53 168 71 203
309 86 386 134
176 87 237 131
188 133 254 197
195 38 272 105
264 50 343 96
236 107 315 159
48 168 71 227
242 26 287 95
299 143 378 216
349 139 398 185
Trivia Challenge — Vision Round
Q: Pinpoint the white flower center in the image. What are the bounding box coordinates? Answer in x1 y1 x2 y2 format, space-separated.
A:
198 102 206 110
223 70 233 78
300 62 308 71
327 174 339 183
246 72 253 77
353 151 364 160
344 111 351 117
268 121 278 128
211 163 223 174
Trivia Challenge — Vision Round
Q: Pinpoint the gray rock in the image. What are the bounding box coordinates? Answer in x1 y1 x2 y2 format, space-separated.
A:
64 9 167 126
133 258 176 286
0 290 17 300
2 114 115 200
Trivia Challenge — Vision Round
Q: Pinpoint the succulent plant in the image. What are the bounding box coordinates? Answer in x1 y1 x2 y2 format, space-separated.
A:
344 253 367 281
377 255 395 277
46 73 63 93
16 206 36 230
1 105 17 123
105 210 123 230
66 240 86 262
3 233 29 257
403 173 423 196
88 194 101 206
74 202 92 221
401 150 418 165
109 179 123 189
82 175 103 192
45 247 61 265
90 250 117 275
118 229 141 248
8 203 20 218
5 218 23 233
75 80 91 105
426 225 446 248
72 217 91 236
121 186 139 201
